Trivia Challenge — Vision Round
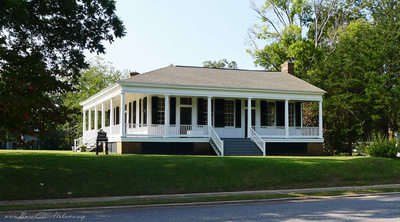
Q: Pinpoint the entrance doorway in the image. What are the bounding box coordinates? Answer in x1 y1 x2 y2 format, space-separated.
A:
180 107 192 134
245 109 256 138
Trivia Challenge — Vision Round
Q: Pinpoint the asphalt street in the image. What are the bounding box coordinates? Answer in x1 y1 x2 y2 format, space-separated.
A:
2 193 400 221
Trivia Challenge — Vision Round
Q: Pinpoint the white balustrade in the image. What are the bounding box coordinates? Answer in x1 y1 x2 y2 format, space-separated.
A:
254 126 286 137
209 126 224 156
249 127 266 156
289 127 319 137
73 137 83 152
254 126 320 138
124 124 208 137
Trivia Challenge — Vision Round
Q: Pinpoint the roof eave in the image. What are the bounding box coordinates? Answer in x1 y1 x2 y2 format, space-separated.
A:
118 81 326 95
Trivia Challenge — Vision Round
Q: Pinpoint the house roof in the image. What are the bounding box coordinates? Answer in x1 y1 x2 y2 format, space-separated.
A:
120 65 325 93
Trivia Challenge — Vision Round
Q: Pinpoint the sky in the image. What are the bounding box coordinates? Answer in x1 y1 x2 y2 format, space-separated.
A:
85 0 265 73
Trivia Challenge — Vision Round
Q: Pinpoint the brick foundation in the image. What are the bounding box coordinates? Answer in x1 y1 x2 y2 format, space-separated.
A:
307 143 323 156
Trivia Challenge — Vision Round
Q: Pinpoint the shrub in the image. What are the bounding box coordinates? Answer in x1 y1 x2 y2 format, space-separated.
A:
362 134 399 158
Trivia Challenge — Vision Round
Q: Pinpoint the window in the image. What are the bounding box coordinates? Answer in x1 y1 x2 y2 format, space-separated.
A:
158 97 165 124
224 100 235 127
132 101 137 124
203 99 208 125
289 103 295 127
180 98 192 105
266 102 275 126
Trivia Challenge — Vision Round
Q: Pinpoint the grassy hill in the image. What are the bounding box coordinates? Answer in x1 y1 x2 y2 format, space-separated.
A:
1 150 400 200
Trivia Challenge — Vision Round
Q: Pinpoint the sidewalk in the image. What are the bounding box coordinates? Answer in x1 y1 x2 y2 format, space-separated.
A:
2 184 400 206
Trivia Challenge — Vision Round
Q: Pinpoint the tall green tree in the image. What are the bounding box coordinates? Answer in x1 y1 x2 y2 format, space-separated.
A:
312 20 375 155
0 0 125 146
63 57 128 148
248 0 313 73
312 0 400 154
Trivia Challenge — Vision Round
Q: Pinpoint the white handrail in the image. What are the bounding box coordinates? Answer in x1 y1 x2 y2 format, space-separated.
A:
209 126 224 156
73 137 83 152
250 127 266 156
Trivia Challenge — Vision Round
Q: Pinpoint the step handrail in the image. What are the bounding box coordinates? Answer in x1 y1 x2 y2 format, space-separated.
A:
249 127 266 156
209 126 224 156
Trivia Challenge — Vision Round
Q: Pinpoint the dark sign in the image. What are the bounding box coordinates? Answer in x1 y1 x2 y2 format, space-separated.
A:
97 131 108 142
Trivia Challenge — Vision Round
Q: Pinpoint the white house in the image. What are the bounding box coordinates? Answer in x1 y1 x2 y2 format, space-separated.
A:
76 62 325 156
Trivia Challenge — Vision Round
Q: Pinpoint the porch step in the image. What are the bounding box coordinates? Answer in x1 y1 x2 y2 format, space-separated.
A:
222 138 263 156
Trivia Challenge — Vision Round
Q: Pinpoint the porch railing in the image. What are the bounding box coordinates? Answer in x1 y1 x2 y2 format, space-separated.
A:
254 126 286 137
73 137 83 152
124 124 208 137
209 126 224 156
169 125 208 137
254 126 319 138
289 127 319 137
249 127 266 156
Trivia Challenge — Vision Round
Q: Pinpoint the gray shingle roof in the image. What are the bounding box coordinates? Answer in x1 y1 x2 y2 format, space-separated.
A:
121 65 325 93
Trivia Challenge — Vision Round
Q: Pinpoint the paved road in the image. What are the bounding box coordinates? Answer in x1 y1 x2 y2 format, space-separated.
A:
2 194 400 221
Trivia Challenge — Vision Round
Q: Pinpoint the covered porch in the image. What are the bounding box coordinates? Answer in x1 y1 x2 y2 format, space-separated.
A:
78 92 323 155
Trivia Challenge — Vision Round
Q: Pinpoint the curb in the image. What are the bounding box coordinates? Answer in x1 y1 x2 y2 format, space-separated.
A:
2 184 400 206
2 191 400 214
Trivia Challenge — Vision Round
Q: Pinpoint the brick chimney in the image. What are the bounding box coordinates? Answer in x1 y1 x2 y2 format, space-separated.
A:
281 62 294 75
129 71 140 77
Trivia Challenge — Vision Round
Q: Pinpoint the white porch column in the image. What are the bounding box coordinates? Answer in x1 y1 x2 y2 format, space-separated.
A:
110 98 114 135
136 99 139 125
165 95 170 136
83 109 86 135
147 96 151 125
247 98 252 138
207 97 212 127
94 106 98 131
285 99 289 138
101 102 105 129
121 93 126 136
300 103 303 128
208 97 212 136
319 100 323 138
88 109 91 131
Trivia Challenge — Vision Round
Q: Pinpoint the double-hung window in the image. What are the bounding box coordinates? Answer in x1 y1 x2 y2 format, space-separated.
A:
224 100 235 127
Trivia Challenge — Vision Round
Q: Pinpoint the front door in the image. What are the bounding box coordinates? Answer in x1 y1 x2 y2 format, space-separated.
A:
180 107 192 134
245 109 256 138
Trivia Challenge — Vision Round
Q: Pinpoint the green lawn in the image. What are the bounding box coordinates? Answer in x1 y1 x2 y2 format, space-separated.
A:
1 150 400 201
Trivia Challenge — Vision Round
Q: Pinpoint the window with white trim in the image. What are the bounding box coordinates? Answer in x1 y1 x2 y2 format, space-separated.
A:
266 102 275 126
224 100 235 127
203 99 208 125
158 97 165 124
289 103 295 127
180 98 192 105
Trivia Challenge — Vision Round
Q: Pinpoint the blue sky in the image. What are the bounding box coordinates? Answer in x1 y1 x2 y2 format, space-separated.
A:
86 0 265 73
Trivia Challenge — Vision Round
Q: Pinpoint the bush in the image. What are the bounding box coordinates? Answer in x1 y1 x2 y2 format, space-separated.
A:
361 135 399 158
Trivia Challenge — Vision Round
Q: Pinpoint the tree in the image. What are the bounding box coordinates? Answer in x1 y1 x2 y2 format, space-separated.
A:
62 57 128 147
247 0 354 77
247 0 313 72
0 0 125 147
202 59 238 69
312 1 400 154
